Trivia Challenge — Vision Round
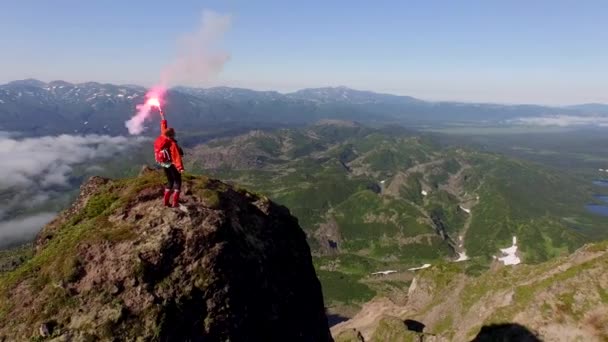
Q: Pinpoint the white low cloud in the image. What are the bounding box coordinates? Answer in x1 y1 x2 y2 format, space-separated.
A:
0 134 145 191
85 165 105 173
0 134 146 245
0 212 56 248
512 115 608 127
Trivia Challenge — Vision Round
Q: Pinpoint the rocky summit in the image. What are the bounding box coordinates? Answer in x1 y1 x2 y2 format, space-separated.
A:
0 170 332 341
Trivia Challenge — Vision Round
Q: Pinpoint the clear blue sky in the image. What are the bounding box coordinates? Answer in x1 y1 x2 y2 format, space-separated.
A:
2 0 608 104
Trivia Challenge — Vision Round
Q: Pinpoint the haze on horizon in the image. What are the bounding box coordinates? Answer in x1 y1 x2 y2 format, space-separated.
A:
2 0 608 105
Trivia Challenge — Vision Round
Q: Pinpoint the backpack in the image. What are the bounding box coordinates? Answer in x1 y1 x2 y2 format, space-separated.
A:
154 136 172 167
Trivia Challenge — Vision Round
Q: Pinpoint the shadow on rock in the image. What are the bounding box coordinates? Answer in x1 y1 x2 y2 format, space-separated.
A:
327 313 350 327
471 323 542 342
404 319 426 333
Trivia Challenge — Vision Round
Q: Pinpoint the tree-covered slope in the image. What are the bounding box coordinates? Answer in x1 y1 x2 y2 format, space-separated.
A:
185 121 607 307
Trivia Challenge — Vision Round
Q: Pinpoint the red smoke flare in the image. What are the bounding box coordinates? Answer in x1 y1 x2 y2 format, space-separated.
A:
125 86 166 134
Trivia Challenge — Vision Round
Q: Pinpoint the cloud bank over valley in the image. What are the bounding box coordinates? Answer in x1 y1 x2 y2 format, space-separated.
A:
0 134 145 247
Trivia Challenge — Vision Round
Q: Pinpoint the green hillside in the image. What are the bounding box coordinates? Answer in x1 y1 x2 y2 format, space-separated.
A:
185 121 608 308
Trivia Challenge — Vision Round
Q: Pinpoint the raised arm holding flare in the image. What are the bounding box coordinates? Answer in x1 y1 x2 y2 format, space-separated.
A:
153 109 185 207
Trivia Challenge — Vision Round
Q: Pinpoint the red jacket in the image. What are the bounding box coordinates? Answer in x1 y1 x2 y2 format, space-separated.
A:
159 119 184 172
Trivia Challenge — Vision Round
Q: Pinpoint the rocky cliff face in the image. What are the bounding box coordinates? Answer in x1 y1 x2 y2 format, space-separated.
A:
0 170 332 341
332 242 608 341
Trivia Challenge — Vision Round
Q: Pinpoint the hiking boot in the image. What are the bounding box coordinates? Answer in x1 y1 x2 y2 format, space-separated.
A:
172 190 181 208
163 189 171 207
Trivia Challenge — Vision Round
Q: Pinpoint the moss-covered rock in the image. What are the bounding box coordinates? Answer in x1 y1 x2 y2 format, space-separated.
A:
334 328 364 342
370 316 421 342
0 171 332 341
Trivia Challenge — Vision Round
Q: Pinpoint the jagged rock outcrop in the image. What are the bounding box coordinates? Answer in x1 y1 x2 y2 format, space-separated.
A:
0 171 332 341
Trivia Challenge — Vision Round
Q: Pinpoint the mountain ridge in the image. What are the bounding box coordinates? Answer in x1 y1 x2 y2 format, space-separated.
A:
6 78 608 108
2 79 606 137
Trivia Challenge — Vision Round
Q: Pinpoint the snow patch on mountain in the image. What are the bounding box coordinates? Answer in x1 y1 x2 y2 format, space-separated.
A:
459 205 471 214
371 270 397 276
454 236 469 262
497 236 521 265
408 264 431 271
455 252 469 262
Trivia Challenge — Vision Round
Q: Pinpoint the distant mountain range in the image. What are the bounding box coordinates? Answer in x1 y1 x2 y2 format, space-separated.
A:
565 103 608 113
1 79 607 136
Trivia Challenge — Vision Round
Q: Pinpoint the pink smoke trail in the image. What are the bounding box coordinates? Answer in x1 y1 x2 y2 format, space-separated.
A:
125 10 232 135
125 86 166 135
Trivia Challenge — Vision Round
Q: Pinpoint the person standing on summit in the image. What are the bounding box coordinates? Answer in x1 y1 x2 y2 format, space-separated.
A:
154 109 185 207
